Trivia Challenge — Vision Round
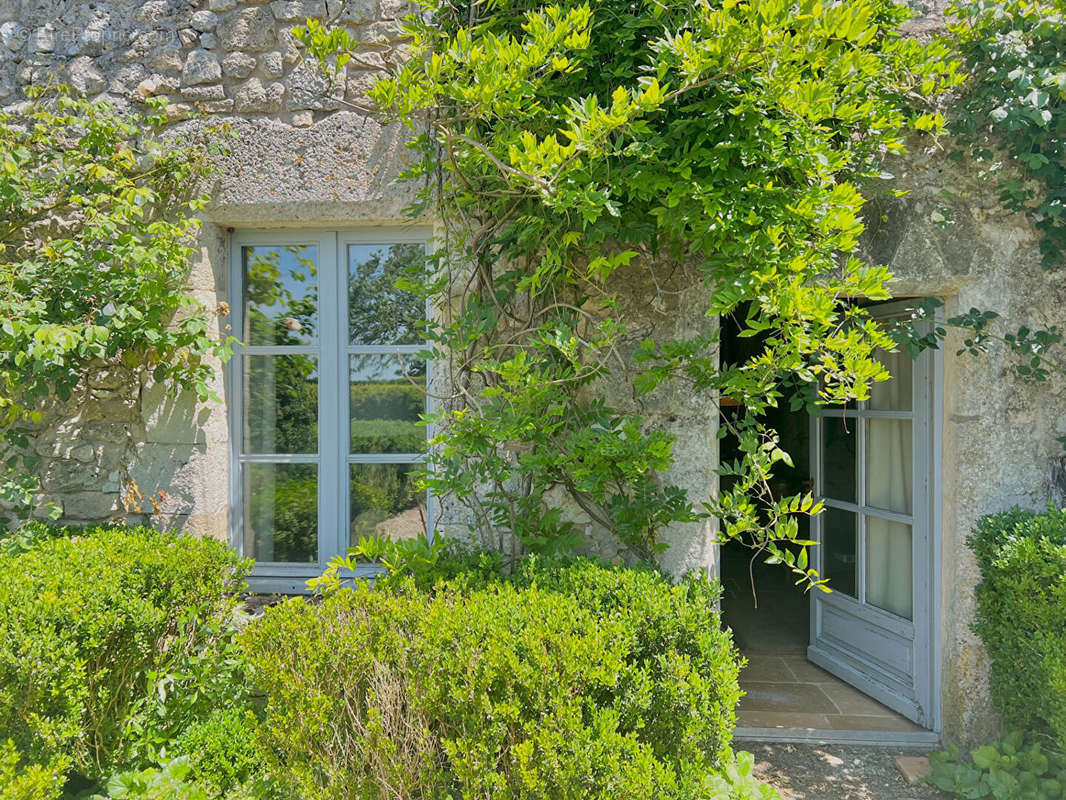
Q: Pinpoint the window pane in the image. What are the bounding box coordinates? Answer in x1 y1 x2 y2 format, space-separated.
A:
350 463 426 546
866 419 912 514
244 245 318 346
245 355 318 454
244 463 317 563
866 516 913 619
822 417 856 503
822 507 857 598
869 347 913 411
350 354 425 454
348 243 426 345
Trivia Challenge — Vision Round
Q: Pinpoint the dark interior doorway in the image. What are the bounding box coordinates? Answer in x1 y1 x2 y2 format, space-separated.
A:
717 309 812 654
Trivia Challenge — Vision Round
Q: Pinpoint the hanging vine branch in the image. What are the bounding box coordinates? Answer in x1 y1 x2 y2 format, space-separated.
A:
299 0 961 581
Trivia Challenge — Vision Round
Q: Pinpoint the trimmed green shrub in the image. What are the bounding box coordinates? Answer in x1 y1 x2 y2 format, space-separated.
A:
969 506 1066 750
242 558 744 800
0 740 66 800
0 524 251 780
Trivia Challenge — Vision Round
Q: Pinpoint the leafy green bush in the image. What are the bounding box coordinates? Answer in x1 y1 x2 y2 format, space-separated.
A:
244 558 745 800
927 731 1066 800
91 758 209 800
968 506 1066 749
0 524 250 781
949 0 1066 271
169 709 263 797
0 740 66 800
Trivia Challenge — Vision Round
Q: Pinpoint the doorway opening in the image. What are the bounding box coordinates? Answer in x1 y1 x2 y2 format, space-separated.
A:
717 309 929 739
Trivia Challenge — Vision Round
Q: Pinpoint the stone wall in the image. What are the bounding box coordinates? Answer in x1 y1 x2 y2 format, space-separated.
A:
1 0 408 123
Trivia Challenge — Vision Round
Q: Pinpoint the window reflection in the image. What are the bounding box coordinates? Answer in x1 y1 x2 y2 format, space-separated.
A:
349 354 425 454
245 355 318 454
244 463 318 563
244 245 318 346
822 417 856 503
349 463 426 545
823 507 858 597
348 243 426 345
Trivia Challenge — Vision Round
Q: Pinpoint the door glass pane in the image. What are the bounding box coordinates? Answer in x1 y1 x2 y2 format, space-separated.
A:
350 354 426 453
244 463 317 563
869 347 912 411
348 243 426 345
822 417 856 503
866 419 912 514
350 463 426 546
245 355 318 454
243 245 318 346
865 516 913 619
822 507 857 597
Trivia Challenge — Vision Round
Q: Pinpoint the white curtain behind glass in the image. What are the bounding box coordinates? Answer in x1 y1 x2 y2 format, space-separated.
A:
865 348 913 619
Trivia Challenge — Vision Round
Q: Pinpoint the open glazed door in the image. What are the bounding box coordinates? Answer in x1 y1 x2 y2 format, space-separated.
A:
808 301 938 728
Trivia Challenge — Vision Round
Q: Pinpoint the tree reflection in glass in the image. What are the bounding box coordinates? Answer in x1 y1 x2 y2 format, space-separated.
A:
348 243 426 345
244 463 317 563
244 245 318 346
245 355 318 454
349 354 425 454
349 463 425 545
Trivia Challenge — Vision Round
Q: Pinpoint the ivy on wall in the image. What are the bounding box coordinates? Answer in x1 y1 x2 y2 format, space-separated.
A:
300 0 961 575
949 0 1066 270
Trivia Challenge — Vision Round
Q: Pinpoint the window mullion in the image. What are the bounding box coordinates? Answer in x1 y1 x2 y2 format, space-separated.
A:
316 232 343 571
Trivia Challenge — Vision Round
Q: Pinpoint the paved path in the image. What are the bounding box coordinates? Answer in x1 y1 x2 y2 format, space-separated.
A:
745 744 945 800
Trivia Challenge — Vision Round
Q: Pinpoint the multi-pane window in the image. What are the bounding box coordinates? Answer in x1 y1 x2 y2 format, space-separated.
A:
816 332 918 620
229 230 431 587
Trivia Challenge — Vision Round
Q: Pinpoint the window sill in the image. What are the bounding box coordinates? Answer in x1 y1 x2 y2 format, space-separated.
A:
246 562 383 595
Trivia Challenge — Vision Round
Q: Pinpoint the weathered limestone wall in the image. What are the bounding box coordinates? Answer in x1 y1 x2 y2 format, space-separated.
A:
866 147 1066 745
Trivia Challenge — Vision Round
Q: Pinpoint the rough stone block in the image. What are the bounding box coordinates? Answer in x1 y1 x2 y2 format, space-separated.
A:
338 0 377 25
222 51 256 79
134 1 171 24
217 7 277 52
182 84 227 101
0 22 24 52
150 45 184 73
285 60 342 110
260 50 283 77
199 98 235 112
191 10 219 31
68 56 107 95
271 0 327 20
183 49 222 85
129 441 228 515
59 491 121 521
136 74 179 98
139 379 214 446
30 25 55 53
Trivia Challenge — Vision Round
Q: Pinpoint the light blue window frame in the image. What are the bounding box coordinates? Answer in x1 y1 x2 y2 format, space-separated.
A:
228 228 434 593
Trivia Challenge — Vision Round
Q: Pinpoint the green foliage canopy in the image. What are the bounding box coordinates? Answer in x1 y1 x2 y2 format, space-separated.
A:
300 0 961 574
